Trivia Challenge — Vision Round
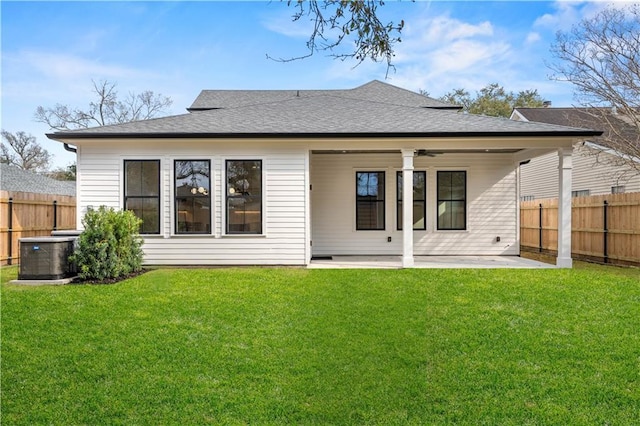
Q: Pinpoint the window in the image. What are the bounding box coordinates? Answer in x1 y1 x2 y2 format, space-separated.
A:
437 171 466 230
612 185 625 194
124 160 160 234
226 160 262 234
521 195 535 201
175 160 211 234
572 189 590 198
356 171 385 230
397 171 426 230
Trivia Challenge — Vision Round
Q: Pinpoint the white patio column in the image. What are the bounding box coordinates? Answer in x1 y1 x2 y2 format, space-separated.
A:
401 149 415 268
557 147 573 268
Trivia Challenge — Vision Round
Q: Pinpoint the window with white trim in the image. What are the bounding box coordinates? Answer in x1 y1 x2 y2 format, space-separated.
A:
437 171 466 230
175 160 211 234
397 171 426 230
356 171 385 230
226 160 262 234
124 160 160 234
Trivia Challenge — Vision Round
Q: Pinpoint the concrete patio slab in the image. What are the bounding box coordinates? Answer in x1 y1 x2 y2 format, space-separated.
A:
308 256 556 269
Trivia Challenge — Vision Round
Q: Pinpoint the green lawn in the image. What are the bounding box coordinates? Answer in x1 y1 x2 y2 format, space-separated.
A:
2 264 639 425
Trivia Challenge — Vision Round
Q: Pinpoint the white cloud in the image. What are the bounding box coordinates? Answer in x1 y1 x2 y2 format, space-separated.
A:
526 32 541 44
261 7 315 39
14 50 142 81
419 16 494 43
534 1 613 31
384 13 514 94
428 39 510 74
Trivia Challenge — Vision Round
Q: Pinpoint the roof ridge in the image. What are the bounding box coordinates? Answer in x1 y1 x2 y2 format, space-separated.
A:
321 91 449 110
349 79 454 107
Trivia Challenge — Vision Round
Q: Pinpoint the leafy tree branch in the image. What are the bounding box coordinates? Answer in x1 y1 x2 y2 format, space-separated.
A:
269 1 405 76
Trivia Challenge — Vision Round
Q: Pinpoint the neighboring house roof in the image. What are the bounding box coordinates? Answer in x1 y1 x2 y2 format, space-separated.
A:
512 107 638 151
48 81 602 140
0 163 76 196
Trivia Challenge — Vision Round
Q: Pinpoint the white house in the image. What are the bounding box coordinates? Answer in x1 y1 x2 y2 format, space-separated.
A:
47 81 600 268
511 107 640 199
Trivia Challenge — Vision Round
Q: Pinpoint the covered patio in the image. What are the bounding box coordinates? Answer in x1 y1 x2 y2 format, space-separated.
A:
308 255 555 269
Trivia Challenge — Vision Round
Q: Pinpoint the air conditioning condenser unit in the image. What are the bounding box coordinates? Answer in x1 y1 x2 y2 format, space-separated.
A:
19 237 76 280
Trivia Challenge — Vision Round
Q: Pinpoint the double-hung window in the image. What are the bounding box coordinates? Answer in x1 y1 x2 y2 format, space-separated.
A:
175 160 211 234
226 160 262 234
356 171 385 230
124 160 160 234
397 171 426 230
437 171 466 230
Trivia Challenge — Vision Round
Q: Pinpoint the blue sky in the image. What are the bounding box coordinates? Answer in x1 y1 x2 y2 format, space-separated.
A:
1 1 618 168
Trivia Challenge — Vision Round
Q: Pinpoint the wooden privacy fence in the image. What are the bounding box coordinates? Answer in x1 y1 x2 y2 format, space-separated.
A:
521 192 640 266
1 191 76 266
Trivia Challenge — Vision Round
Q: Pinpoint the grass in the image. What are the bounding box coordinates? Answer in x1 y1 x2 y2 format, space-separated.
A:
1 263 639 425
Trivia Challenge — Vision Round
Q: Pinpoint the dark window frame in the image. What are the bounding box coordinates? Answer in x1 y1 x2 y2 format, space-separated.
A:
611 185 625 194
572 189 590 198
437 170 467 231
225 159 263 235
174 159 212 235
123 159 161 235
396 170 427 231
356 171 386 231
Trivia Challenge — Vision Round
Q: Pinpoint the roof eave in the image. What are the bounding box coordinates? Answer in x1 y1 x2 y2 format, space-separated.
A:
47 130 604 141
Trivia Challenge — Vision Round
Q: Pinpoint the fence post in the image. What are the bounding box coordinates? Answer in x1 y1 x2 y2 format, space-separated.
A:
539 203 543 253
7 197 13 266
53 200 58 231
603 200 608 264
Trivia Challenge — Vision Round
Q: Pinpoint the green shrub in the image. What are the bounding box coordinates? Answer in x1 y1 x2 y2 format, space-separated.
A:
71 207 144 281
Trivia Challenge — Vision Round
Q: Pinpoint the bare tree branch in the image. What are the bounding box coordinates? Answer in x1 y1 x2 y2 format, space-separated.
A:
549 4 640 176
1 130 51 172
34 80 173 131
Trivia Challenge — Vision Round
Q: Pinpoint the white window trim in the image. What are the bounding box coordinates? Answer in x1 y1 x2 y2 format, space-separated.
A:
434 167 469 233
222 157 267 237
394 168 428 233
353 168 388 232
170 157 215 237
120 156 164 237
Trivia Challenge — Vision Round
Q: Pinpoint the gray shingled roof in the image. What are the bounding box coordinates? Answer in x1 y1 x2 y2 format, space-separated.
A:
188 80 458 111
513 107 636 149
513 107 598 127
1 164 76 196
48 80 602 140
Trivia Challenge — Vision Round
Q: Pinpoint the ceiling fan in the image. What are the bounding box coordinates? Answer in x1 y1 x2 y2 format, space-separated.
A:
416 149 444 157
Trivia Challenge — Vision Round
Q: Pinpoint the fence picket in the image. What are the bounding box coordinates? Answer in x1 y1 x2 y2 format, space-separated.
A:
520 192 640 266
1 191 76 265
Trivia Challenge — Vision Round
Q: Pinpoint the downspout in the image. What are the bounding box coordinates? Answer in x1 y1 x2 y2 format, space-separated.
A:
63 142 78 231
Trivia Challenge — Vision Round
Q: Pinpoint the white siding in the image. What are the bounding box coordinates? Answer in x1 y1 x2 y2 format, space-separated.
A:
311 153 519 256
77 142 308 265
521 144 640 199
